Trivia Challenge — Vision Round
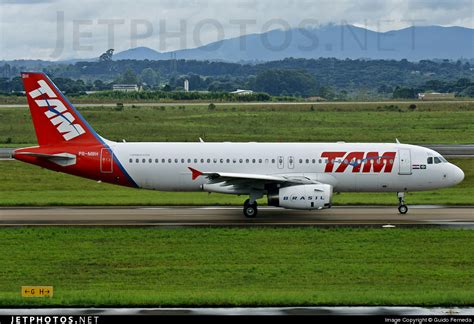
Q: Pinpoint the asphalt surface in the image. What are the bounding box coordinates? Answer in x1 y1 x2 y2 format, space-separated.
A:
1 100 472 108
1 306 473 316
0 206 473 227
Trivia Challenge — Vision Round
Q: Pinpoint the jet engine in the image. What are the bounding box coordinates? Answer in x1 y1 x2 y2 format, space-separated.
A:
267 184 333 210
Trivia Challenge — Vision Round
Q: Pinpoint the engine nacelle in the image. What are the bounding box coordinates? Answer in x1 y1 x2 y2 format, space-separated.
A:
267 184 333 210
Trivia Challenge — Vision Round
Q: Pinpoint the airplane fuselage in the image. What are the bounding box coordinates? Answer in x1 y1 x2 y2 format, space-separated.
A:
17 141 464 193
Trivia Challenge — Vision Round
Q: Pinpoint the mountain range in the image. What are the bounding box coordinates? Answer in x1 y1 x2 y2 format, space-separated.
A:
112 25 473 62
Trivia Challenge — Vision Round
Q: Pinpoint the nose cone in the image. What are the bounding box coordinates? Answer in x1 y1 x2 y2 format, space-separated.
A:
451 164 465 185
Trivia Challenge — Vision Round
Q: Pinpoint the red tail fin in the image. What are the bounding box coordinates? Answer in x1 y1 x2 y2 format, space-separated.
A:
21 72 100 146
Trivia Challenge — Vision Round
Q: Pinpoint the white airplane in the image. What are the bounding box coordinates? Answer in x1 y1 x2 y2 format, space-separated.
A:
13 72 464 217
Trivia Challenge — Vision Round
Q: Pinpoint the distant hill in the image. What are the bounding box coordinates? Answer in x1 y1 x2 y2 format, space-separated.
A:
113 47 165 60
1 25 472 66
112 25 473 62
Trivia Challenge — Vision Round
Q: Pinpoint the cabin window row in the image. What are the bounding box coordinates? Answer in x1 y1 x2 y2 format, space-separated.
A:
128 157 394 165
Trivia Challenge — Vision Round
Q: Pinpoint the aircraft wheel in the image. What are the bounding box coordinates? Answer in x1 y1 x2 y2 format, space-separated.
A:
243 199 258 218
398 204 408 214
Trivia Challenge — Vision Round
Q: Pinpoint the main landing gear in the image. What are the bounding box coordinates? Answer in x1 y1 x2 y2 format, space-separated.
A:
397 192 408 214
243 191 263 218
243 199 258 218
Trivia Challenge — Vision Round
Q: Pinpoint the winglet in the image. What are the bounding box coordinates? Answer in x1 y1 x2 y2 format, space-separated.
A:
188 167 203 180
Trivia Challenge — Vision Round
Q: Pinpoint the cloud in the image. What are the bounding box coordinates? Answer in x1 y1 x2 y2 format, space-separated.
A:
0 0 57 4
0 0 472 60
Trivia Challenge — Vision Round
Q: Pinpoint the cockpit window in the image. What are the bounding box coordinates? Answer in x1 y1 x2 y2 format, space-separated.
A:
427 157 433 164
439 156 448 163
434 157 441 164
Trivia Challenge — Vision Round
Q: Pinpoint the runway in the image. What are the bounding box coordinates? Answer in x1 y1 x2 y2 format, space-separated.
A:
0 206 473 227
2 100 472 108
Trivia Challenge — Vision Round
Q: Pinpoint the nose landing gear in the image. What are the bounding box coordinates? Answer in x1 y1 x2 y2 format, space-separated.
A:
397 192 408 214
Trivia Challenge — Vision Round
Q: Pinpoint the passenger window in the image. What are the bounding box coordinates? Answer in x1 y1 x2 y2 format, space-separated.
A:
271 159 275 164
246 159 250 163
142 159 146 163
162 159 165 163
226 159 230 163
299 159 303 163
136 159 139 163
149 158 152 163
239 159 243 163
175 158 178 163
252 159 256 163
312 159 316 164
220 159 224 163
434 157 441 164
181 159 185 163
201 158 204 163
168 159 172 163
129 158 133 163
188 159 191 163
259 159 262 163
194 159 198 163
207 158 211 163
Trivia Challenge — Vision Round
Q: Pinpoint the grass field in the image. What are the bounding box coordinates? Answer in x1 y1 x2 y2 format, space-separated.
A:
0 159 472 206
0 227 473 307
1 101 473 144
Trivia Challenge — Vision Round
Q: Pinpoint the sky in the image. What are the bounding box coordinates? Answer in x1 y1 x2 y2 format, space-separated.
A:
0 0 472 60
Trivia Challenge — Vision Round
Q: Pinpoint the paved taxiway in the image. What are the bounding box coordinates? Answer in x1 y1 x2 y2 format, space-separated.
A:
1 100 473 108
0 206 473 227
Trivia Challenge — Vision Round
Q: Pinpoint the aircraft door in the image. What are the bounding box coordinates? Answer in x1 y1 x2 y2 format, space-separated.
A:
100 148 113 173
398 149 411 175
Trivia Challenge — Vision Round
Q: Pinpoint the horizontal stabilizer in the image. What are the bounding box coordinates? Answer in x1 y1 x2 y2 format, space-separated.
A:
14 152 76 166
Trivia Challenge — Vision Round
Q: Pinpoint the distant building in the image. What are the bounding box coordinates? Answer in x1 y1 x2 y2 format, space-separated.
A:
418 92 456 100
306 96 327 102
230 89 254 95
113 84 140 92
184 79 189 92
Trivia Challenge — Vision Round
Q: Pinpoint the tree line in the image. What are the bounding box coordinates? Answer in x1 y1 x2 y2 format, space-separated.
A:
0 57 473 99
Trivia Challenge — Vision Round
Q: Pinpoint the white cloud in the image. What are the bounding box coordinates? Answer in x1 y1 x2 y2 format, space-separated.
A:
0 0 472 60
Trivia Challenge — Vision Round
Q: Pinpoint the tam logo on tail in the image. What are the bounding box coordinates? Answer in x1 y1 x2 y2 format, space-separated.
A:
27 77 86 141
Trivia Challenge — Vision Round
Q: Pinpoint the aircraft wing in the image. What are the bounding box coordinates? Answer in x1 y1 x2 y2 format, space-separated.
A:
188 167 317 185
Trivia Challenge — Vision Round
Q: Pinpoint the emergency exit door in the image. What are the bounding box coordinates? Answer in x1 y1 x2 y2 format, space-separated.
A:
277 156 284 169
288 156 295 169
